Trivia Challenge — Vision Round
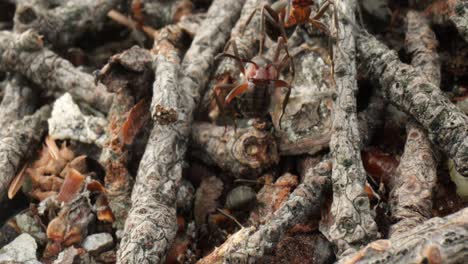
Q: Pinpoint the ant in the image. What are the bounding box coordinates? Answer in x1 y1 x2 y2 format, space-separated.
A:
213 36 294 130
242 0 335 54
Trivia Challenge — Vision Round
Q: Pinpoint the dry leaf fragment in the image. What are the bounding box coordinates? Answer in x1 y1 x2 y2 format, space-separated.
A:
8 163 28 199
57 169 85 203
121 98 150 145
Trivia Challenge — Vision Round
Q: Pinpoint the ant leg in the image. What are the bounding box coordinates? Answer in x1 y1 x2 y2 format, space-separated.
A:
263 5 289 42
216 39 247 76
240 8 259 36
260 6 267 55
277 36 295 83
225 82 249 105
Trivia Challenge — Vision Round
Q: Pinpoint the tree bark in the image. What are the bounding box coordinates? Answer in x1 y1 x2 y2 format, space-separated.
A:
117 0 245 262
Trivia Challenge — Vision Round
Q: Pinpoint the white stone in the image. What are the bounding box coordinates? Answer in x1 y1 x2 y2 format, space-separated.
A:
82 233 114 254
0 234 40 264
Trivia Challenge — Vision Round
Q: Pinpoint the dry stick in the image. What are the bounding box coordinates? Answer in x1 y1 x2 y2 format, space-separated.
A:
138 0 193 29
321 0 379 258
14 0 123 47
0 30 113 113
0 106 50 204
117 0 245 262
388 10 440 238
337 208 468 264
0 74 37 131
449 0 468 43
190 122 279 177
356 30 468 177
107 9 157 39
202 0 272 118
198 157 332 263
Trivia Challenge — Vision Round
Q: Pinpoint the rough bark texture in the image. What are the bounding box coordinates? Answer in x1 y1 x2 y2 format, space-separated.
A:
198 157 331 263
389 122 437 237
387 10 439 238
14 0 123 47
338 208 468 264
322 0 379 257
0 106 50 204
0 30 113 113
449 0 468 43
0 74 37 131
48 93 108 147
118 0 245 262
138 0 193 30
190 122 278 177
276 41 334 156
357 32 468 177
406 11 441 87
357 93 385 148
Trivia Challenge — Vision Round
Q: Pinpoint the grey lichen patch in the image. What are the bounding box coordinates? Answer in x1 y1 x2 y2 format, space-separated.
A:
154 105 178 125
48 93 108 147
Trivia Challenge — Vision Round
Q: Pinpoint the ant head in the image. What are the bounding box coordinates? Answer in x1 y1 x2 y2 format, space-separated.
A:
246 56 278 80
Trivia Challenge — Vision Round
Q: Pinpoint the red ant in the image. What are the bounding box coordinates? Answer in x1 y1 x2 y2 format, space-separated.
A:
213 36 294 129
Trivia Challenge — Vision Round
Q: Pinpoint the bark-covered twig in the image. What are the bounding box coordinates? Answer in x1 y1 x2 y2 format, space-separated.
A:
387 10 440 238
118 1 245 262
389 122 437 237
406 11 441 87
357 29 468 177
0 30 113 113
190 122 278 177
357 93 385 148
0 74 37 131
98 46 153 230
137 0 193 30
48 93 108 147
449 0 468 43
338 208 468 264
0 106 50 204
13 0 123 47
197 157 332 263
322 0 379 257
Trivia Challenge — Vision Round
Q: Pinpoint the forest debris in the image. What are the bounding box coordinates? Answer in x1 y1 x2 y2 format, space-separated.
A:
82 233 114 255
225 185 256 211
261 233 335 264
14 0 123 47
14 211 47 245
0 106 50 204
357 30 468 178
118 1 245 261
107 9 156 40
387 10 440 237
194 176 223 227
48 93 108 147
176 179 195 214
389 122 437 237
0 74 37 131
324 0 379 257
0 30 113 113
98 46 153 230
448 0 468 43
0 233 40 264
406 11 441 87
53 246 82 264
136 0 193 30
358 93 386 148
361 148 399 187
249 173 299 225
276 45 335 155
198 157 331 263
191 122 278 177
338 208 468 264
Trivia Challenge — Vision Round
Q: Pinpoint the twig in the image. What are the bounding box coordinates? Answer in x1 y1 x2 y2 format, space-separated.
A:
387 10 440 238
0 30 113 113
190 122 278 177
197 157 332 263
338 208 468 264
117 0 245 262
449 1 468 43
107 10 157 39
321 0 379 257
13 0 123 47
357 27 468 177
0 74 37 131
0 106 50 204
